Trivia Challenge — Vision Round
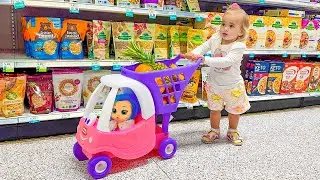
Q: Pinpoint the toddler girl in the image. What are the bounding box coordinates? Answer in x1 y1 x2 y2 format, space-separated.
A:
182 3 250 146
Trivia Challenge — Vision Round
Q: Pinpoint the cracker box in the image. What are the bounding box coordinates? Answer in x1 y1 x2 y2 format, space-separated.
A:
248 61 270 96
283 17 302 50
280 62 299 94
264 17 285 50
294 62 313 93
308 63 320 92
266 61 285 95
300 20 318 51
246 15 267 49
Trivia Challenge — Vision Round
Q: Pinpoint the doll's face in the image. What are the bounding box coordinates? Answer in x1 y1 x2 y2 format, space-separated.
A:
111 100 132 123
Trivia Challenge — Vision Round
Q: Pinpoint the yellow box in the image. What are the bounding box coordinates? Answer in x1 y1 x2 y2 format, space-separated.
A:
246 15 267 49
264 17 286 50
283 17 302 50
264 9 305 18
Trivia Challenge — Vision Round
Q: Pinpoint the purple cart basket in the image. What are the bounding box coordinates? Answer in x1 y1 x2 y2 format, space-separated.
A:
121 55 202 133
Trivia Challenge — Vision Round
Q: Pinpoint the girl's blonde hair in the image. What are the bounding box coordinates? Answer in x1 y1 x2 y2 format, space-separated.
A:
225 4 249 42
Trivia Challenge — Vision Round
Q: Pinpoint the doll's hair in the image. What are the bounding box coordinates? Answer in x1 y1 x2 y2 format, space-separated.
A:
225 3 249 42
114 93 140 120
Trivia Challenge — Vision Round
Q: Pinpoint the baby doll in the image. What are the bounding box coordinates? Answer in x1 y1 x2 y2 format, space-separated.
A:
109 93 140 131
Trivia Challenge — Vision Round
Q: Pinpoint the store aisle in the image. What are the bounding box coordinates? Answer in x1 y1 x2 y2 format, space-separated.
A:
1 106 320 180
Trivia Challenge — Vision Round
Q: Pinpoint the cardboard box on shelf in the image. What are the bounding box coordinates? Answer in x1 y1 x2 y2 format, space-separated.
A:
264 17 286 50
247 61 270 96
300 20 318 51
308 63 320 92
283 17 302 50
266 61 285 95
264 9 305 18
280 62 299 94
246 16 267 50
294 62 313 93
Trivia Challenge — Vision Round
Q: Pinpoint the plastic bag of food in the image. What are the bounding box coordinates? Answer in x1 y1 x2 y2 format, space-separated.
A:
52 69 83 112
168 26 180 58
154 24 168 60
27 74 53 114
187 29 208 52
134 23 155 54
112 22 134 60
93 20 112 60
181 70 200 103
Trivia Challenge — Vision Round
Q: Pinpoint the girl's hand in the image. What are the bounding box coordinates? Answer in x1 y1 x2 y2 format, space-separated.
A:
181 53 204 62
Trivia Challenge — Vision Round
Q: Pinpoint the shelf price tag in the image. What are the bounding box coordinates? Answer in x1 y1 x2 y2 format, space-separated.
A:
169 11 177 21
125 9 134 18
195 13 204 22
149 9 157 20
2 62 14 73
14 0 25 10
317 54 320 59
28 116 40 124
91 62 101 71
112 62 121 71
36 62 47 72
69 3 80 14
302 53 307 58
249 53 255 59
282 53 288 58
259 0 265 4
61 113 71 119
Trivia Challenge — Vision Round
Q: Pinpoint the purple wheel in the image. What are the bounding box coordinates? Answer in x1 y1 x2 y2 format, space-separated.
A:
73 142 88 161
88 155 112 179
158 138 177 159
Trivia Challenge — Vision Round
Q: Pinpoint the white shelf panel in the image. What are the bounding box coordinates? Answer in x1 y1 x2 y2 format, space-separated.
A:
244 50 320 55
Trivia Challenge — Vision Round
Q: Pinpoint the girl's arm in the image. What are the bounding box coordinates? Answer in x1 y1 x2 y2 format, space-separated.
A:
204 43 246 68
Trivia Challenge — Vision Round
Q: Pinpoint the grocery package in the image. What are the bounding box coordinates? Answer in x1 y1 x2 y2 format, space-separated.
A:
280 62 299 94
26 74 53 114
112 22 134 60
0 74 26 118
283 17 302 50
92 20 112 60
266 61 285 95
265 17 285 49
83 70 111 108
201 67 210 101
116 0 139 8
294 62 313 93
194 12 223 39
86 21 94 59
164 0 176 11
52 69 83 112
299 20 318 51
21 17 32 57
154 24 168 60
264 9 305 18
177 0 188 11
181 70 200 103
187 29 208 52
308 63 320 92
246 16 267 49
176 18 194 27
95 0 114 6
316 20 320 51
134 23 155 54
178 26 191 54
186 0 200 12
168 26 180 58
27 17 62 60
246 61 270 96
60 19 88 59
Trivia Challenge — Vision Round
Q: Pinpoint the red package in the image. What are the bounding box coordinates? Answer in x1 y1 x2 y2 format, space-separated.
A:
294 62 313 93
280 62 299 94
27 74 53 114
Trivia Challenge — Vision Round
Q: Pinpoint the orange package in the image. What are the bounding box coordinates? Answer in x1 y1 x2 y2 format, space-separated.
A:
294 62 313 93
280 62 299 94
60 19 88 59
21 17 32 57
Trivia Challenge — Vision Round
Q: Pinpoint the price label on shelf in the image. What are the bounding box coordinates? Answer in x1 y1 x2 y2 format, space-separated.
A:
317 54 320 59
169 11 177 21
258 0 265 4
69 3 80 14
112 63 121 71
249 53 255 59
36 62 47 72
2 62 14 73
149 9 157 20
282 53 288 58
302 53 307 58
91 62 101 71
14 0 25 10
125 9 134 18
195 13 204 22
61 113 71 119
28 116 40 124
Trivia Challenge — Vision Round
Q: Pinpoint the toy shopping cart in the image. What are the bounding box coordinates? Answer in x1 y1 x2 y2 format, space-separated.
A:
73 55 201 179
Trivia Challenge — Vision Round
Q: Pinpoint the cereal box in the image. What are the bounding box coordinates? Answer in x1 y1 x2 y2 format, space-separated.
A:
294 62 313 93
92 20 112 60
187 29 208 52
283 17 302 50
245 61 255 95
117 0 139 8
265 17 285 50
246 16 267 49
249 61 270 96
168 26 180 58
280 62 299 94
308 63 320 92
179 26 191 54
315 20 320 51
112 22 134 60
154 24 168 60
134 23 155 54
266 61 285 95
300 20 318 51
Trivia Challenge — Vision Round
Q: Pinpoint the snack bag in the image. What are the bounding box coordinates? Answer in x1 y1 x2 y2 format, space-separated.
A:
112 22 134 60
134 23 155 54
86 21 94 59
187 29 208 52
300 20 318 51
27 74 53 114
154 24 168 60
181 70 200 103
27 17 62 60
186 0 200 12
168 26 180 58
294 62 313 93
265 17 285 49
283 17 302 50
60 19 88 59
246 15 267 49
308 63 320 92
179 26 191 54
93 20 112 60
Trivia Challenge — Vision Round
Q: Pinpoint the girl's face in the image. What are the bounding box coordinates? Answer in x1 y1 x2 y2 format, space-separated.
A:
111 100 132 123
220 11 244 44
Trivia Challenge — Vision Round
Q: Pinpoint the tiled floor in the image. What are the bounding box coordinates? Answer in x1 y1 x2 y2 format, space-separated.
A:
1 107 320 180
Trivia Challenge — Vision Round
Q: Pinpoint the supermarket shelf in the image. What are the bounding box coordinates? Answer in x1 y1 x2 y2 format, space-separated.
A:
244 50 320 56
0 0 11 5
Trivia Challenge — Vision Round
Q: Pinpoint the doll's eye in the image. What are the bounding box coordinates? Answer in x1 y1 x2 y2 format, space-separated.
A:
112 108 117 113
121 110 128 115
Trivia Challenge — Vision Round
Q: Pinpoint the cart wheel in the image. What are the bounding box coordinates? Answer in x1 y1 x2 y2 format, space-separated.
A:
158 138 177 159
88 155 112 179
73 142 88 161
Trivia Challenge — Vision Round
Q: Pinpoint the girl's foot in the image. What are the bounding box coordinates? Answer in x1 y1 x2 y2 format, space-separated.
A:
227 129 243 146
201 129 220 144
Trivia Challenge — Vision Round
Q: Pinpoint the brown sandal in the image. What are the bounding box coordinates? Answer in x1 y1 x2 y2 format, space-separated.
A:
201 130 220 144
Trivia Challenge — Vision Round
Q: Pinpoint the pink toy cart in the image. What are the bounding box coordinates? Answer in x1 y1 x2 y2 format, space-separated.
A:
73 55 201 179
